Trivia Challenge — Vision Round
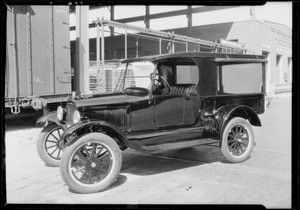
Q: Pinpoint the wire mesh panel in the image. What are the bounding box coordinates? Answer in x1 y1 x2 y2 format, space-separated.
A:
176 65 199 84
217 63 264 95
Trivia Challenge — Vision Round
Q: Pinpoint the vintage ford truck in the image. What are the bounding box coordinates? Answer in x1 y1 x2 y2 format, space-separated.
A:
36 52 266 193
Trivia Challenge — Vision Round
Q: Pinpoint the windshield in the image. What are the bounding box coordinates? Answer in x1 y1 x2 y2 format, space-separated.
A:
123 61 154 90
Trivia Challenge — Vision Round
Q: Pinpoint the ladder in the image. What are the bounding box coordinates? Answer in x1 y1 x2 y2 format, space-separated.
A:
94 17 248 58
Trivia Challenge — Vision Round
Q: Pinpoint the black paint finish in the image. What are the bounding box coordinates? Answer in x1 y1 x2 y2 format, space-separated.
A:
52 52 266 151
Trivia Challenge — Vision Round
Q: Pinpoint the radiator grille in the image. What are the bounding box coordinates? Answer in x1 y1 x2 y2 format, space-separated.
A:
65 103 77 123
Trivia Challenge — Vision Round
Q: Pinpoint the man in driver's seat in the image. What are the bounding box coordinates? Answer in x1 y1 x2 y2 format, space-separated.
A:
151 64 172 95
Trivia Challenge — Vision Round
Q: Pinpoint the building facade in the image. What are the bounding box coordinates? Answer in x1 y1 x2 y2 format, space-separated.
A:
71 19 292 94
70 5 292 95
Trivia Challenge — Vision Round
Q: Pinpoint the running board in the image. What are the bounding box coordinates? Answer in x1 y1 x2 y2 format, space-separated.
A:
136 138 220 154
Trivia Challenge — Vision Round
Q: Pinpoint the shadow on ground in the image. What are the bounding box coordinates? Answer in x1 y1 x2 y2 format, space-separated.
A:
5 109 42 132
120 145 226 176
5 117 38 132
104 146 226 192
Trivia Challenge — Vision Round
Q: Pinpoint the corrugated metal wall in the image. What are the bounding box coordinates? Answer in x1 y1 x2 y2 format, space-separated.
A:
5 5 71 98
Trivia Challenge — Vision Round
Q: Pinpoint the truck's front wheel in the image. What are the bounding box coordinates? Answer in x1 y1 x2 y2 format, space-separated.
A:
60 133 122 194
36 123 64 167
220 117 255 163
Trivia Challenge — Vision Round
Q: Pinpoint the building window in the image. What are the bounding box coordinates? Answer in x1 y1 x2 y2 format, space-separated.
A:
287 57 292 83
89 51 96 61
276 54 282 83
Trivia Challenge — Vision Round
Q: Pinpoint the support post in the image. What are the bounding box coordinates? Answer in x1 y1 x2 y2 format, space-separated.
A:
136 37 139 57
96 18 100 93
159 39 162 54
75 6 89 94
101 19 105 92
110 6 114 36
187 6 192 28
125 29 127 59
145 6 150 28
96 19 100 63
172 40 175 53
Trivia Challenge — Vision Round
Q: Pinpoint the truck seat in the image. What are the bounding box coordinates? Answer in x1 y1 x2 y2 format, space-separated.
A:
169 84 196 94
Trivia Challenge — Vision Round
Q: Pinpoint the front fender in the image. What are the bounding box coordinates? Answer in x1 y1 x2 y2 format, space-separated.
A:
62 119 136 150
213 105 261 135
36 111 65 128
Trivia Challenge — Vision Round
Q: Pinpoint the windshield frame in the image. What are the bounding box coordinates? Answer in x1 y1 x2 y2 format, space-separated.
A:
122 60 157 92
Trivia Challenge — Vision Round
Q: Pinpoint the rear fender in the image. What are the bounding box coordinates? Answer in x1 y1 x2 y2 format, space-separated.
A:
61 120 135 150
213 105 261 136
36 111 65 128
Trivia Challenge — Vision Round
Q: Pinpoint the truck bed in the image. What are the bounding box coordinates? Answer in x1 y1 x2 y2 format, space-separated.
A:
207 93 265 115
216 93 265 114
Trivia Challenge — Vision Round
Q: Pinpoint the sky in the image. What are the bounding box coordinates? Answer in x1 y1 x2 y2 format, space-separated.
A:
69 2 293 40
255 2 292 29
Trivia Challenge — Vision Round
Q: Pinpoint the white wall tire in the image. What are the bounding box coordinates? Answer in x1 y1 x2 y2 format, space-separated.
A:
59 133 122 194
220 117 255 163
36 123 64 167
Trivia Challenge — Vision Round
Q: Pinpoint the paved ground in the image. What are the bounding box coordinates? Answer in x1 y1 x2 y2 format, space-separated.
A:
4 93 291 207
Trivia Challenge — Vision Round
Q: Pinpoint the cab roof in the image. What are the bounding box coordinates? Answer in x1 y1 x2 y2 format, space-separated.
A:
121 52 267 64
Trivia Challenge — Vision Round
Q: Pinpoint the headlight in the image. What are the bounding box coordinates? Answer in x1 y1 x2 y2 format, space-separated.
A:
57 106 65 121
73 110 81 124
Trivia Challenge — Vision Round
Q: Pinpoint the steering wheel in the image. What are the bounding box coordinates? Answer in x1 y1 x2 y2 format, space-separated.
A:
150 72 171 94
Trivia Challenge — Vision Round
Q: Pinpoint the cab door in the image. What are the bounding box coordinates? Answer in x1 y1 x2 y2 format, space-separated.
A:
154 94 184 129
130 95 155 132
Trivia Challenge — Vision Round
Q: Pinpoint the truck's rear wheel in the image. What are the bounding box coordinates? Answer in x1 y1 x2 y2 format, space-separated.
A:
60 133 122 194
220 117 254 163
36 123 64 167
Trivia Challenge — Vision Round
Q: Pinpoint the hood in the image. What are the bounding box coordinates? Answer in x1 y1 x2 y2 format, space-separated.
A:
73 92 130 128
74 92 129 108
